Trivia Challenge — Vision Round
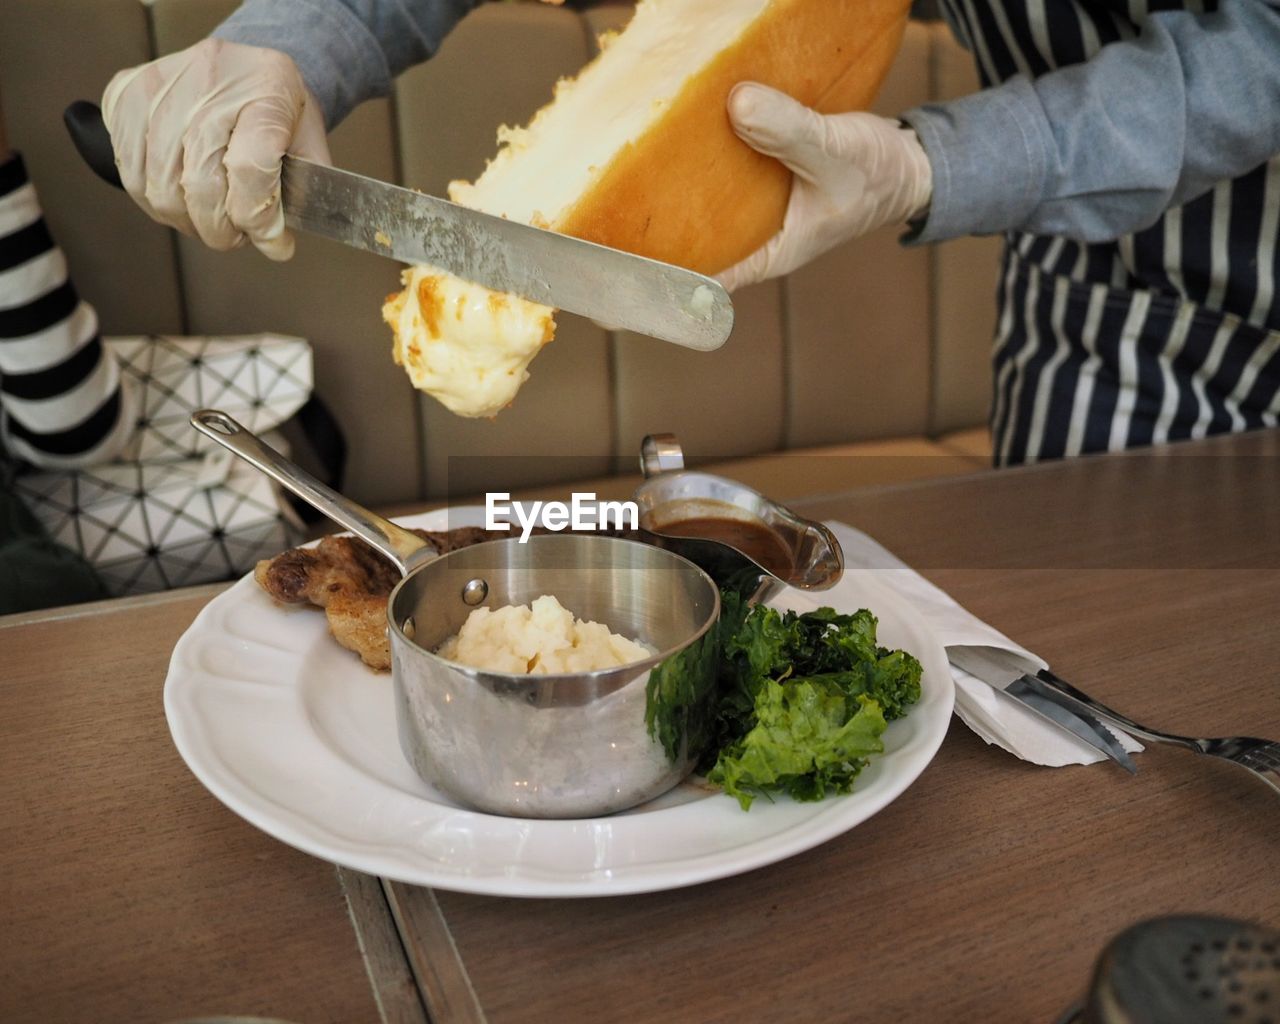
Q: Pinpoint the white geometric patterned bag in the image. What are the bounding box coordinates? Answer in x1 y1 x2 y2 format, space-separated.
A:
14 334 322 596
112 333 314 461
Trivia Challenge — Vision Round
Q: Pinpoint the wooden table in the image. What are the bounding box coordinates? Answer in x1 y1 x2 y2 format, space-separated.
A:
3 430 1279 1024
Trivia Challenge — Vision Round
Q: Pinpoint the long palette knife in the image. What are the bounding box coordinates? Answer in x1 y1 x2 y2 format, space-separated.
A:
63 101 734 352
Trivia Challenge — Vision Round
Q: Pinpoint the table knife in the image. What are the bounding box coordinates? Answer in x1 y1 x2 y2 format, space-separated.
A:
62 100 733 352
948 645 1137 774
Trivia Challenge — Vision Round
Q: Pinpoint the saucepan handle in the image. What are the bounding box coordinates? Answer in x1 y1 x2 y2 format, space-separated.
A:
191 409 433 576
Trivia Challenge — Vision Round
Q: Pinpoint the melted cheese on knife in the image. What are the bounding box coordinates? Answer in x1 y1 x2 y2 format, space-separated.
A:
382 266 556 419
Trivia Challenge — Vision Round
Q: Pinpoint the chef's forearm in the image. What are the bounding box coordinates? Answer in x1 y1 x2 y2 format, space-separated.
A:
211 0 484 130
902 0 1280 245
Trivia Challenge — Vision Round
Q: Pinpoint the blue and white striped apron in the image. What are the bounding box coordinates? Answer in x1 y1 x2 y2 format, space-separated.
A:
937 0 1280 465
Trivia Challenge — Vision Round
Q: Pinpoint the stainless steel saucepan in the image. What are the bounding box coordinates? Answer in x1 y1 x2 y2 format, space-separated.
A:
190 410 721 819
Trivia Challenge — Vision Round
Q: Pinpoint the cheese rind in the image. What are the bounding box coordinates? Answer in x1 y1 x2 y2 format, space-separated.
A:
449 0 772 236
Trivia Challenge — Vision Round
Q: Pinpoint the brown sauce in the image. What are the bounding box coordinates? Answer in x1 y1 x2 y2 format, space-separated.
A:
658 517 795 579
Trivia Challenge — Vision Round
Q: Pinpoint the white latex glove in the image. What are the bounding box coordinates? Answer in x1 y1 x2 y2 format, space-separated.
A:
102 38 331 261
716 83 933 293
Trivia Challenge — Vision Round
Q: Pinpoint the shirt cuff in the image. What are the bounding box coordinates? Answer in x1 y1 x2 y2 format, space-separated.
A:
212 0 391 129
900 77 1054 245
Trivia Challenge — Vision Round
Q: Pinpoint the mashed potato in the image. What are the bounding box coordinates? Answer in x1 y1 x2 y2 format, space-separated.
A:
436 595 651 674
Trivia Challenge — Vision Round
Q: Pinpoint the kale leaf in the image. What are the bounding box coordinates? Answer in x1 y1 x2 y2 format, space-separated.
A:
707 684 887 810
703 597 923 808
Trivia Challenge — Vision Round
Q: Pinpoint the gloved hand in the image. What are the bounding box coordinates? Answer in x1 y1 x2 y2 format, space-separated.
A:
715 83 933 293
101 38 331 261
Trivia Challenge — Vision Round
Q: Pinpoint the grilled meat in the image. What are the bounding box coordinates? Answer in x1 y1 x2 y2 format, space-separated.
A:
253 526 498 670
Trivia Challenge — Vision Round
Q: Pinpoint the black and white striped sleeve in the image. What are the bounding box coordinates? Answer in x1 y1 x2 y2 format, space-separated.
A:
0 152 135 469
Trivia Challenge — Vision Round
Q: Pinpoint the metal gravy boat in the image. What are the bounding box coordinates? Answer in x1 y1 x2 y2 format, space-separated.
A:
633 434 845 604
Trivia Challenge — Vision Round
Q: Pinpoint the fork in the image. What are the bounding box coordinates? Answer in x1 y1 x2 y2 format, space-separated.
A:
1035 669 1280 796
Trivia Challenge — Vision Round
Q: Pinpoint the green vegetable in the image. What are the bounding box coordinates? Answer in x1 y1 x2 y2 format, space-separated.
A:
708 685 887 810
703 595 923 809
643 626 720 763
642 587 923 810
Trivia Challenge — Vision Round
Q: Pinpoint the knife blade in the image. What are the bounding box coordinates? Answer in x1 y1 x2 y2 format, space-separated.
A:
948 645 1137 774
280 159 733 351
62 101 733 352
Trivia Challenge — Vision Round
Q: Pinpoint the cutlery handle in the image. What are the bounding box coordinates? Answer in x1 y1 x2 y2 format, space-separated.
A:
190 409 433 576
63 101 123 189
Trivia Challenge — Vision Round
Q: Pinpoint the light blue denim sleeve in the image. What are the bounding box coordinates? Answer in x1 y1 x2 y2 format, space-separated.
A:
212 0 484 129
901 0 1280 244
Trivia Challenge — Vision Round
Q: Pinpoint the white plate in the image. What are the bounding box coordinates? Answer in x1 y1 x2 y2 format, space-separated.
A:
164 508 954 898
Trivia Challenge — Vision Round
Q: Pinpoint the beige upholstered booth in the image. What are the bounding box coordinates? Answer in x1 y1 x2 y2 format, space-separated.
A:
0 2 1000 508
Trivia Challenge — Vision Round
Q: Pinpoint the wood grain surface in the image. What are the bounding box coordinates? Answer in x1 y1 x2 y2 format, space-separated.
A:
3 430 1278 1024
430 430 1280 1023
0 590 385 1024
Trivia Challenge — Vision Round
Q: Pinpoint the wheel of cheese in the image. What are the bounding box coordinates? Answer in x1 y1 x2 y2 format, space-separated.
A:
450 0 912 274
385 0 910 418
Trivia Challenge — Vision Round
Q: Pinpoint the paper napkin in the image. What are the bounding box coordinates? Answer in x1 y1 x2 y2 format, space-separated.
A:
821 522 1142 767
